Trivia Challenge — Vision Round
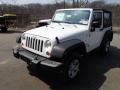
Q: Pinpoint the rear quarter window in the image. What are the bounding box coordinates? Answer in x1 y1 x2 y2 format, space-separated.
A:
103 12 112 28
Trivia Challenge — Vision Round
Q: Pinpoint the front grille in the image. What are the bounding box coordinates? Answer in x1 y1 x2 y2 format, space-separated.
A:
26 36 44 52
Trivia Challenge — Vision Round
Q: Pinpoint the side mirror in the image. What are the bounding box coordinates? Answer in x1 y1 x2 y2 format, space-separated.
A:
91 20 101 32
92 20 101 28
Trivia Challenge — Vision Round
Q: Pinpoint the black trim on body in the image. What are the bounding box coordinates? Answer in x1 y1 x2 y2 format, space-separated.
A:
51 39 86 58
16 35 21 43
13 46 63 68
105 30 113 41
101 30 113 45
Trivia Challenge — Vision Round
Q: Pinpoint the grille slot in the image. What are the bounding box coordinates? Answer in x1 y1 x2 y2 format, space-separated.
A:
41 41 43 52
25 36 44 52
38 40 40 51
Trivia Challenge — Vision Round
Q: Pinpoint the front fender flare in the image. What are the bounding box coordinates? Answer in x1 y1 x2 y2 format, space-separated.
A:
51 39 86 58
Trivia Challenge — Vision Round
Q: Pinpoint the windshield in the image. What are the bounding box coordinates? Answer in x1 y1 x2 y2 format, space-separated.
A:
52 10 90 25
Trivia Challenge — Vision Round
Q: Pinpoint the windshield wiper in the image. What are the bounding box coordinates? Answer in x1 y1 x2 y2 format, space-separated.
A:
52 20 72 24
63 21 73 24
52 20 62 23
78 22 88 25
52 20 87 25
52 21 63 25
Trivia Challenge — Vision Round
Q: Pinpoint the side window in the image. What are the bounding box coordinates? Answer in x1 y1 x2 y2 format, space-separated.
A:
104 12 112 28
93 12 102 28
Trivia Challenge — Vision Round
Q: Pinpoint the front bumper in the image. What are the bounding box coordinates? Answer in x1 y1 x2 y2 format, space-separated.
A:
13 45 63 68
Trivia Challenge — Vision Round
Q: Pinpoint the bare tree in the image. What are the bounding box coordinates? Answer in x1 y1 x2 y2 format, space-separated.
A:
79 0 88 7
77 0 79 7
89 0 105 8
0 0 119 27
72 0 88 8
73 0 75 8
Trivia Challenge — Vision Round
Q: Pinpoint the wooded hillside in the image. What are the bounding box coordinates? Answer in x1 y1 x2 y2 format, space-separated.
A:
0 0 119 27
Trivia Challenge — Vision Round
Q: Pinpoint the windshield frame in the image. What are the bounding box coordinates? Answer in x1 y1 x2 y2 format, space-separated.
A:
52 9 91 25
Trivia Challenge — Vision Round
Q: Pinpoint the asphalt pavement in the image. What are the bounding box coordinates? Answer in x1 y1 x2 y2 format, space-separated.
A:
0 30 120 90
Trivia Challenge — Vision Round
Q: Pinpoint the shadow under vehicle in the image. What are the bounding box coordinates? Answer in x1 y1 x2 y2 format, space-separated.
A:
27 45 120 90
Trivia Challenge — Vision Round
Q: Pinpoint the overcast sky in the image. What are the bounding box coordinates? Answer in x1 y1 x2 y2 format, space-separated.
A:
1 0 120 5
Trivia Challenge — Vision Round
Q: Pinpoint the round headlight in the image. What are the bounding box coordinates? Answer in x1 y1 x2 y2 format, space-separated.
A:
44 40 51 48
21 33 25 40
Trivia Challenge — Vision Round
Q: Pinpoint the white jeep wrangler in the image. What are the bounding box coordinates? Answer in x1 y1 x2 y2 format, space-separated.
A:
13 8 113 81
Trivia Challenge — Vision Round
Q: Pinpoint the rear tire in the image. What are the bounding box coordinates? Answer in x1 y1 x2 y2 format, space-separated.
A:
100 40 110 55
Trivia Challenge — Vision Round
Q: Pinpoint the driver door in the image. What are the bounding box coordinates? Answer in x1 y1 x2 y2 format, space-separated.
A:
89 11 104 51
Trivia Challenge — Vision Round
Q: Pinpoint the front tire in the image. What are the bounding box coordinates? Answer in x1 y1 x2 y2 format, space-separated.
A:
63 53 81 81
